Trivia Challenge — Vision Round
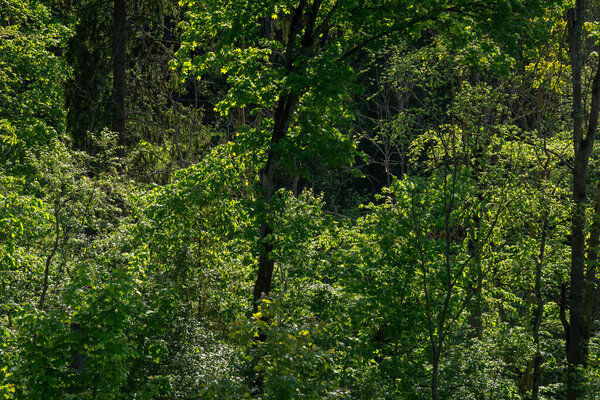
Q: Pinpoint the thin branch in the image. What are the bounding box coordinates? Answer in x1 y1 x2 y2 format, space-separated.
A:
412 188 437 355
39 200 61 310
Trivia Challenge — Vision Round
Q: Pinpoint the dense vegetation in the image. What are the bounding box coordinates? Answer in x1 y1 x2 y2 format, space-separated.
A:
4 0 600 398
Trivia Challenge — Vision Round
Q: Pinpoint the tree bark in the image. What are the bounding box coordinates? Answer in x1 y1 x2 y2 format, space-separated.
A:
431 348 441 400
532 216 548 400
253 93 298 312
112 0 127 158
567 1 600 398
583 182 600 342
569 161 587 400
252 0 315 312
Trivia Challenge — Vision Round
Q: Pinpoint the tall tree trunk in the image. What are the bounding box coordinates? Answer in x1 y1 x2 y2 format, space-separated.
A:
532 216 548 400
431 348 440 400
249 4 315 395
253 93 298 312
112 0 127 158
569 136 587 400
567 1 600 398
252 0 319 312
583 183 600 342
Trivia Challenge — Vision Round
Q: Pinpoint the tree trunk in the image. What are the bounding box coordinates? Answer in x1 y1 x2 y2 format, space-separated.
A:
252 0 315 312
112 0 127 158
252 94 298 312
68 322 87 395
532 217 548 400
567 1 600 398
583 183 600 343
569 160 587 400
431 348 440 400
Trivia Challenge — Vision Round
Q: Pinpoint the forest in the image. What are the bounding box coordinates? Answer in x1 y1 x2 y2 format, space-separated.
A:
4 0 600 398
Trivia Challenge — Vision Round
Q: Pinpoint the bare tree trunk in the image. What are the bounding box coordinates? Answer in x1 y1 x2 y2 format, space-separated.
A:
112 0 127 158
532 216 548 400
583 182 600 342
431 348 441 400
567 1 600 397
569 170 586 400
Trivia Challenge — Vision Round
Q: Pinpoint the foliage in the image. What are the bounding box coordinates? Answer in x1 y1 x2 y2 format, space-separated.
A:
4 0 600 399
0 0 70 164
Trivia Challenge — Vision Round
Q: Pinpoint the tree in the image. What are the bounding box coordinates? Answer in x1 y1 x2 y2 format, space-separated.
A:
0 0 69 162
7 0 598 397
64 0 112 151
112 0 127 157
178 0 557 320
566 1 600 398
